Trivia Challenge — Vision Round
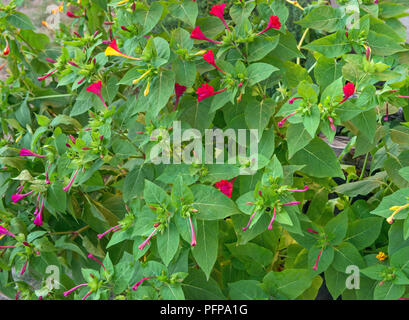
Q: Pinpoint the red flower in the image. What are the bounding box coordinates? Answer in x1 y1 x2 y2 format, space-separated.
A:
203 50 225 73
339 82 355 104
37 69 58 82
173 83 187 111
196 83 227 102
86 81 107 108
215 179 234 198
209 3 230 31
19 148 46 157
66 11 80 18
343 82 355 98
3 38 9 56
190 26 221 44
257 16 281 35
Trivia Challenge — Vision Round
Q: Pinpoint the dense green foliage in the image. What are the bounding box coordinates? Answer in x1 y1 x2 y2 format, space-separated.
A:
1 0 409 300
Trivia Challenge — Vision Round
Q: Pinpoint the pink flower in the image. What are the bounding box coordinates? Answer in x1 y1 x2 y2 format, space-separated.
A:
289 97 302 104
46 57 57 63
0 225 15 237
188 216 196 247
203 50 225 73
196 83 226 102
384 103 389 121
328 116 336 131
88 253 106 271
242 211 258 231
86 81 107 109
287 185 309 192
37 69 57 82
138 228 158 250
45 164 51 184
20 260 28 275
97 224 122 239
209 3 230 31
19 148 46 157
268 207 277 230
215 179 233 198
132 276 157 291
190 26 221 44
63 168 79 192
11 190 34 203
313 248 324 270
278 111 297 127
307 228 318 234
33 196 45 226
257 16 281 35
282 201 300 206
64 283 88 297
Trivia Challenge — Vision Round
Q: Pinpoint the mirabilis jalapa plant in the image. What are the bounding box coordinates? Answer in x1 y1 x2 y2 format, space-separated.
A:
2 0 409 300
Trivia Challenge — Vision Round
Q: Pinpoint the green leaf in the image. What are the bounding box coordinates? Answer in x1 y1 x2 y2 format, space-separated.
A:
374 281 405 300
346 217 383 250
228 280 268 300
123 165 153 203
287 123 313 159
324 210 348 246
244 98 274 138
7 12 35 30
289 138 344 178
46 182 66 213
144 180 171 207
191 184 241 220
192 220 219 280
332 242 365 273
247 63 278 86
296 6 345 32
157 222 179 266
303 31 351 58
182 269 225 299
168 0 198 26
262 269 314 299
248 36 279 62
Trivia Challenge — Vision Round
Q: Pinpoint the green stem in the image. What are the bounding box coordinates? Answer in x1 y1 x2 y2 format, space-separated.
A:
359 152 369 180
28 94 73 101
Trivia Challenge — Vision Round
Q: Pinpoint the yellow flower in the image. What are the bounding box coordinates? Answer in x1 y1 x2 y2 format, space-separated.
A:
117 0 129 5
59 2 64 12
132 70 151 84
41 21 49 28
193 49 207 56
387 203 409 224
376 252 387 261
144 81 150 97
104 39 140 60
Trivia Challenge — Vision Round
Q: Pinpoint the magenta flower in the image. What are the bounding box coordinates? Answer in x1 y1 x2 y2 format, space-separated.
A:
384 103 389 122
19 148 46 157
33 196 45 226
0 225 15 237
242 211 257 231
289 97 302 104
45 164 51 184
307 228 318 234
209 3 230 31
97 224 122 239
88 253 106 271
173 83 187 112
64 283 88 297
190 26 221 44
268 207 277 230
86 81 107 109
312 248 324 270
0 246 16 249
188 216 196 247
278 111 297 127
282 201 300 206
46 57 57 63
11 190 34 203
132 276 157 291
257 16 281 35
20 260 28 275
287 185 309 192
37 69 57 82
138 228 158 250
328 116 336 131
203 50 225 73
63 168 79 192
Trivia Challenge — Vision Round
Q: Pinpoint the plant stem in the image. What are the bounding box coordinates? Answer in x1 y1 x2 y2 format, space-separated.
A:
359 152 369 180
